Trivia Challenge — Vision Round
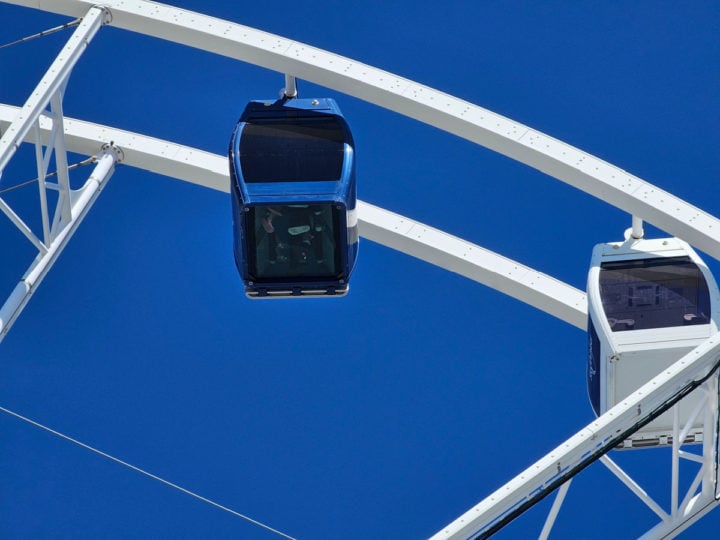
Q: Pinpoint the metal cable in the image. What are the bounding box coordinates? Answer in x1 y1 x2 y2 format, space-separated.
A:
0 156 98 195
0 18 82 50
476 358 720 539
0 405 297 540
0 177 38 195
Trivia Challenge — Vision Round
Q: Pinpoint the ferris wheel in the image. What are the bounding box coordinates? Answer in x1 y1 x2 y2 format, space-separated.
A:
1 1 719 538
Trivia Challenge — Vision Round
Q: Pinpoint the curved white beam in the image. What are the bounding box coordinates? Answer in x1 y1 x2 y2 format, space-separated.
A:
358 201 587 329
0 103 588 329
432 333 720 540
4 0 720 263
0 104 230 193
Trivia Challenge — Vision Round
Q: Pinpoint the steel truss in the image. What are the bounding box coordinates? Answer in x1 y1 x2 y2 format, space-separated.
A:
541 377 720 540
1 1 720 538
431 337 720 539
0 5 120 340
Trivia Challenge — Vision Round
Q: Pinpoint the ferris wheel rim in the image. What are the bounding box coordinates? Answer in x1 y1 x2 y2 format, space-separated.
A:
2 0 720 262
0 102 588 328
2 2 719 539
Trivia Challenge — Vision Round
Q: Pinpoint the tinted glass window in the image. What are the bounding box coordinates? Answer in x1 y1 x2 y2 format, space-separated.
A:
587 318 601 415
240 118 345 183
599 256 711 331
246 204 342 282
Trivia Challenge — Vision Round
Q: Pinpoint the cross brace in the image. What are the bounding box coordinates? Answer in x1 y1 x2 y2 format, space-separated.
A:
0 5 119 341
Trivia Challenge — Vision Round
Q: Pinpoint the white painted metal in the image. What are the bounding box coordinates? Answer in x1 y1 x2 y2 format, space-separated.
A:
47 89 73 240
521 374 720 539
632 215 644 239
0 4 107 255
358 201 588 328
283 75 298 98
0 148 119 340
587 237 720 446
0 4 116 342
1 1 719 538
32 121 51 242
639 500 720 540
0 190 45 252
0 104 229 192
538 479 571 540
600 455 670 521
429 334 720 539
636 379 720 540
0 104 589 329
0 5 106 173
4 0 720 264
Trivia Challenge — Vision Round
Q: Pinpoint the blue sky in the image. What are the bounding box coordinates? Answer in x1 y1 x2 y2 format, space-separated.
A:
0 1 719 538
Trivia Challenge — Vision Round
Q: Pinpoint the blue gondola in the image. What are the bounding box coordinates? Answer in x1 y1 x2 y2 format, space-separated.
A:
229 98 358 298
586 237 720 448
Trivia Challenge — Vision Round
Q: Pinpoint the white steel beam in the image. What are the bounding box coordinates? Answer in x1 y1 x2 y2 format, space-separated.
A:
3 1 720 263
0 104 229 193
0 4 107 173
33 121 51 242
639 499 720 540
47 89 73 239
3 5 718 537
429 335 720 540
538 480 571 540
0 4 107 254
600 455 669 522
540 378 719 539
357 201 587 329
0 148 119 341
0 104 588 329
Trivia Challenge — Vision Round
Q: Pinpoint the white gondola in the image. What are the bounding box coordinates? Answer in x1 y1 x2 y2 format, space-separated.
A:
587 236 720 448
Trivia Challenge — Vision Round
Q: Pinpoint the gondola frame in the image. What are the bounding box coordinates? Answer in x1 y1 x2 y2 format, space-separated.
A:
229 98 358 298
586 236 720 448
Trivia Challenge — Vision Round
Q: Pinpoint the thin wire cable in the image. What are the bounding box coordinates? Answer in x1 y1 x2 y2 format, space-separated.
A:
0 177 38 195
0 156 97 195
0 18 82 50
0 405 296 540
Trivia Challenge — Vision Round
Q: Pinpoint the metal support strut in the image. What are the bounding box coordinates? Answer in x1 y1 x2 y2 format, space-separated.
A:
431 337 720 539
0 4 113 342
0 146 120 341
282 74 298 99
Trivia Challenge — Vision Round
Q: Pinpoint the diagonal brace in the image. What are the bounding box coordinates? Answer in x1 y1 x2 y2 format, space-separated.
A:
0 146 120 342
0 4 110 247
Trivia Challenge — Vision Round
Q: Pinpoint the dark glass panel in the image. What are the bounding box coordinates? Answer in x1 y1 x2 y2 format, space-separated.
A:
587 318 601 415
246 204 342 282
240 118 345 183
599 256 711 332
